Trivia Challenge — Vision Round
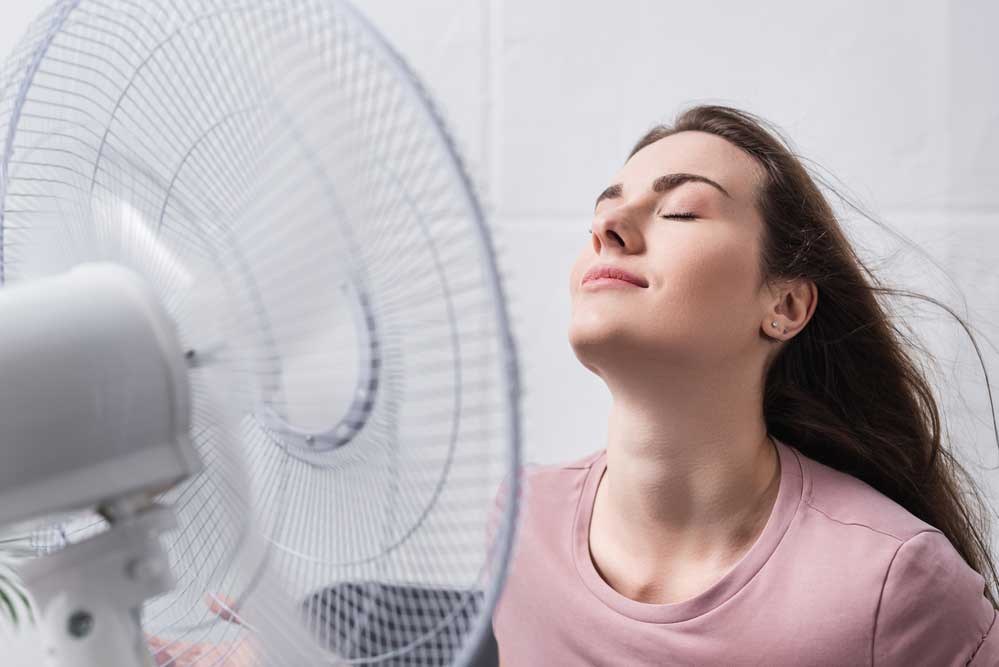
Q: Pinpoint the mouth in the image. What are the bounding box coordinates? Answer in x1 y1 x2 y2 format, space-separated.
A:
581 264 648 288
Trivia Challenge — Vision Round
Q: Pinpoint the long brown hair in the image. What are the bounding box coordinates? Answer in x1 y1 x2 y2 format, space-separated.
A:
630 105 999 608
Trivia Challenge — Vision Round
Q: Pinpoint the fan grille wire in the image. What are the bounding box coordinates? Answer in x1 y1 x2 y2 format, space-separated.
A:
0 1 521 665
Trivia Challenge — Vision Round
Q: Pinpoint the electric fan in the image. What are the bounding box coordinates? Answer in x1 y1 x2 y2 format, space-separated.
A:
0 0 522 665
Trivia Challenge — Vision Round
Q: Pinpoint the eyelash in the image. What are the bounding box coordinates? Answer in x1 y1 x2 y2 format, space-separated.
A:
660 212 697 220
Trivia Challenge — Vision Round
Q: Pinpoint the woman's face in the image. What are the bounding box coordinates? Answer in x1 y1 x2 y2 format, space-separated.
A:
568 130 772 375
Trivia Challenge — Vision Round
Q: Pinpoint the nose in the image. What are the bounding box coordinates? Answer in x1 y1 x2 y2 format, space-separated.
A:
590 207 640 255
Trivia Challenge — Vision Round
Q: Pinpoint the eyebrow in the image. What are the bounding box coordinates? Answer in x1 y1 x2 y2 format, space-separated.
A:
594 172 731 210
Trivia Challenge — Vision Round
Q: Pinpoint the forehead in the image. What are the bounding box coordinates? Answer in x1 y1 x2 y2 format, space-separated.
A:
614 130 764 202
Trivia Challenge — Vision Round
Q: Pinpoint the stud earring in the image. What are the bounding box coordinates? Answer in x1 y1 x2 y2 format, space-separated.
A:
771 321 778 328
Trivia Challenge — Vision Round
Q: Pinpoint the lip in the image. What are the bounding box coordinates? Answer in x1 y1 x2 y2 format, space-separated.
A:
581 264 648 288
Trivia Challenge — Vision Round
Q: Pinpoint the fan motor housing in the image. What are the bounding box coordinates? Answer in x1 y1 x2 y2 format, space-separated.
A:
0 262 199 526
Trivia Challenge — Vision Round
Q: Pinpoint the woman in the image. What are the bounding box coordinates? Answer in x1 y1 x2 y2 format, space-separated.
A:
490 105 999 666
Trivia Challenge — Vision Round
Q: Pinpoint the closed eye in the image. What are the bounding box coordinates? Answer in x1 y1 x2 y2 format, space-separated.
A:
660 212 698 220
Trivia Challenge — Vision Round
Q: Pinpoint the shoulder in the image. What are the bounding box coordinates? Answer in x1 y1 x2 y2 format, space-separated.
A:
796 447 938 542
790 447 998 665
872 530 997 665
524 448 604 480
518 448 603 498
493 448 603 496
529 448 605 473
487 449 603 530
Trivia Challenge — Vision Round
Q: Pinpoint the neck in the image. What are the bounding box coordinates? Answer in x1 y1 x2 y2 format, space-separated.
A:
596 356 781 565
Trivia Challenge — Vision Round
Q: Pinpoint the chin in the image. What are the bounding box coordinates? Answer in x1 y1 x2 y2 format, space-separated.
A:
569 320 637 363
569 307 634 339
570 318 688 368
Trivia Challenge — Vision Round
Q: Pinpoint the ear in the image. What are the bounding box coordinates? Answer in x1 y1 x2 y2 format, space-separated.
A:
762 277 817 341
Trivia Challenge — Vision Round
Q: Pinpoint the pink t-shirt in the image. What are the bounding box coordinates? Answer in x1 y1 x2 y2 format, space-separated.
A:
491 437 999 666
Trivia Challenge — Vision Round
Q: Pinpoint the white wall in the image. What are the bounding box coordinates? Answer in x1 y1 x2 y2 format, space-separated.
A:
2 1 997 491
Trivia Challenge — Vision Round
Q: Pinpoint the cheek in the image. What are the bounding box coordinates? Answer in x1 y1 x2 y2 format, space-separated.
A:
568 248 589 292
657 235 760 323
